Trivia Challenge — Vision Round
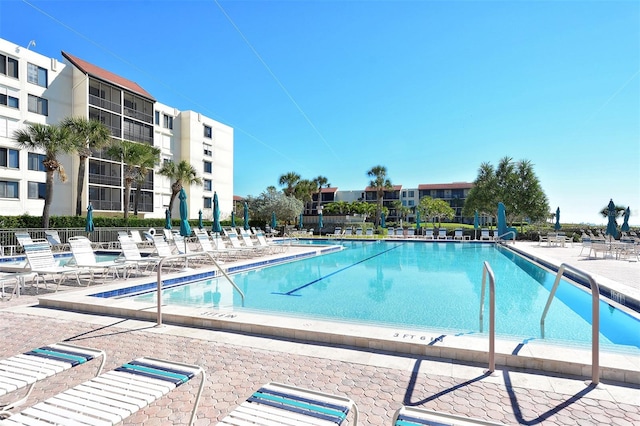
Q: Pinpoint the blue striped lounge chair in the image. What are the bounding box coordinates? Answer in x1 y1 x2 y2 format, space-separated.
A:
217 382 358 425
0 342 105 416
392 406 503 425
1 357 204 426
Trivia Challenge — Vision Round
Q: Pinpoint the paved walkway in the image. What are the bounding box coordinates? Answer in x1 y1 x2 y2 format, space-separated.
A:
1 240 639 425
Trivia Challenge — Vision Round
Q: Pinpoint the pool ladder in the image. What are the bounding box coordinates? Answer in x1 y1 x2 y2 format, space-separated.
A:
155 252 245 327
480 261 601 385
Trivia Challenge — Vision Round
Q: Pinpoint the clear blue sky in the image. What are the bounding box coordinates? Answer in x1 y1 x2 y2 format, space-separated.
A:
2 0 638 225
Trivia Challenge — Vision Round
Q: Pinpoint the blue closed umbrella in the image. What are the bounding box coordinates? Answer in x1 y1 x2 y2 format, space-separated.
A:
179 188 191 237
271 212 277 230
299 213 304 229
164 208 172 230
605 199 618 239
497 202 517 240
243 202 250 231
318 211 323 230
554 207 561 231
231 211 236 228
474 210 479 240
198 210 203 229
621 207 631 233
212 192 222 234
380 212 386 228
85 203 94 233
416 211 421 231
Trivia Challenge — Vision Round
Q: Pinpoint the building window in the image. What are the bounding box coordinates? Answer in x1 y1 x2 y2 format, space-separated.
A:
154 111 160 125
203 125 212 138
28 95 48 116
88 78 121 113
27 63 48 88
203 197 212 209
203 144 212 156
408 200 414 207
203 179 212 191
0 180 18 198
0 93 19 109
0 55 19 78
89 107 121 137
88 185 121 211
163 114 173 130
123 93 153 124
203 161 212 173
123 118 153 144
0 148 19 168
28 181 46 199
408 190 414 197
28 153 46 171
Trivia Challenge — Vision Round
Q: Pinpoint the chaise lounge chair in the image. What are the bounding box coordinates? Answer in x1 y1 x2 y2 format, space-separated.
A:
217 381 358 425
0 342 105 416
43 230 70 252
1 357 204 426
22 242 86 292
68 236 132 281
393 406 503 425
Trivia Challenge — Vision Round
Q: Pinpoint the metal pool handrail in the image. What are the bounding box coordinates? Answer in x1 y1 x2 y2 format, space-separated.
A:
479 261 496 374
541 263 600 385
156 252 245 327
496 230 516 243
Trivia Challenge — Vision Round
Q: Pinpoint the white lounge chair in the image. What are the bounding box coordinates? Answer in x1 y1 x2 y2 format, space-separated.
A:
117 235 160 274
480 229 492 241
44 230 70 252
393 406 503 425
425 228 435 240
365 228 374 238
22 242 86 291
437 229 448 240
68 236 131 281
2 357 204 426
217 382 358 425
129 230 154 248
329 227 343 238
453 228 464 240
0 342 105 416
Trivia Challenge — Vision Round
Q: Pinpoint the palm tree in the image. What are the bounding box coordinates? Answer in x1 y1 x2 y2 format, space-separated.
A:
13 123 77 228
105 140 158 220
313 175 329 212
157 160 203 216
61 117 111 216
133 145 161 216
278 172 300 196
366 165 392 227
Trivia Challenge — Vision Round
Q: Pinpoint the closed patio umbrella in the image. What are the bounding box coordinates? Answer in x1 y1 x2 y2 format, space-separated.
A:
299 213 304 230
621 207 631 233
231 211 236 228
554 207 561 231
212 192 222 234
179 188 191 237
85 203 94 233
198 210 203 230
164 208 172 230
605 199 618 239
243 202 250 231
318 211 323 232
271 212 277 230
380 212 386 228
474 210 479 240
415 211 421 231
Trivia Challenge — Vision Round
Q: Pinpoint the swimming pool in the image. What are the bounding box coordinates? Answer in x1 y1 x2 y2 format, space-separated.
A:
129 241 639 350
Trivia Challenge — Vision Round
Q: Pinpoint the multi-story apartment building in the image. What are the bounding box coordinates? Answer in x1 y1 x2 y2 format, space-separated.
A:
0 38 233 220
418 182 473 223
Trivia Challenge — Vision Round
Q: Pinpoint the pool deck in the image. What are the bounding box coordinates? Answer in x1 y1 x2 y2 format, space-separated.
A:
1 239 639 425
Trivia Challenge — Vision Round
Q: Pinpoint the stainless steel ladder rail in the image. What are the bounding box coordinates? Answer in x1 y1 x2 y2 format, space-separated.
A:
156 252 245 327
541 263 600 385
479 261 496 374
496 230 516 244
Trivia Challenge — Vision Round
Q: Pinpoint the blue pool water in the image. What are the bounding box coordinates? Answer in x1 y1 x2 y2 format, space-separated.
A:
130 241 639 350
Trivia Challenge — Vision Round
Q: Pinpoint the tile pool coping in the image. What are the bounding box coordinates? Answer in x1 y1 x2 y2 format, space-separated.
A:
35 241 640 385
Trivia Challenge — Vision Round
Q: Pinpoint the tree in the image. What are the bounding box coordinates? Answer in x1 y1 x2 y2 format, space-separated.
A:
158 160 203 215
61 117 111 216
106 140 161 220
366 165 392 227
418 196 455 227
247 189 303 224
323 201 351 215
13 123 77 228
132 145 161 216
391 200 411 224
278 172 300 196
599 204 626 219
293 179 316 209
313 175 329 210
351 201 377 222
463 157 549 228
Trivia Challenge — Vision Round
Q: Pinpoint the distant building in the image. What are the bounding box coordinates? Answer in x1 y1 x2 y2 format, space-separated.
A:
0 37 233 220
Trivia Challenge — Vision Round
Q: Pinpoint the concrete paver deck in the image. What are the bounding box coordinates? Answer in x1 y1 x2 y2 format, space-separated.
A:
1 239 639 425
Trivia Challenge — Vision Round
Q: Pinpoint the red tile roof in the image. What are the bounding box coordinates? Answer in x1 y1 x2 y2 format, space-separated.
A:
233 195 244 201
62 51 155 100
418 182 473 190
320 187 337 193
